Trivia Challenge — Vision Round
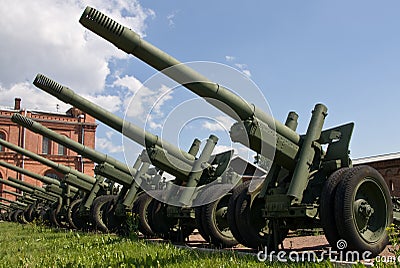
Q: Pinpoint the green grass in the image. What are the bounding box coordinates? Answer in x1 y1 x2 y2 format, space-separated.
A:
0 222 358 267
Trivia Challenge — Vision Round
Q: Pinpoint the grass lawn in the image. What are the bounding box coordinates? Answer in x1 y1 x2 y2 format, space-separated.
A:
0 221 361 267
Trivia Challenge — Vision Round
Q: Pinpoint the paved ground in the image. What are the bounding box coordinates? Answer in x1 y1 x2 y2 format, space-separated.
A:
186 232 395 261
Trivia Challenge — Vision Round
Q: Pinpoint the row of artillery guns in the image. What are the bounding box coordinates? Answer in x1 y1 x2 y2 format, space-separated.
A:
2 6 399 257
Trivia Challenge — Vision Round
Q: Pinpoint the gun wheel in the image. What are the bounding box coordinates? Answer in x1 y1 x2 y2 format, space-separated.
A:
135 193 156 237
320 167 350 248
16 209 28 224
200 184 238 248
49 207 67 228
91 195 121 233
334 166 393 257
194 183 227 244
68 198 92 230
148 199 195 242
234 184 288 250
227 181 250 246
24 204 36 222
8 210 17 222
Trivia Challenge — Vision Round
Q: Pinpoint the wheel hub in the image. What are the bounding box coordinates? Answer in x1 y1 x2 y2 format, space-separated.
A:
356 199 374 219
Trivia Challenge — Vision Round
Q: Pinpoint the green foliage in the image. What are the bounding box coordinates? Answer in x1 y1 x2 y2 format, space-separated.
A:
0 222 349 267
122 212 139 240
387 224 400 257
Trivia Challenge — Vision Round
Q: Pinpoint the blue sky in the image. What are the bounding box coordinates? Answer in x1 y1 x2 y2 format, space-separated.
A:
0 0 399 164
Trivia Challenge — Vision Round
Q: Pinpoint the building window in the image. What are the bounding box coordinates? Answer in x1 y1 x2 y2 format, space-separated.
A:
58 143 67 155
42 136 52 155
44 170 61 182
0 132 5 152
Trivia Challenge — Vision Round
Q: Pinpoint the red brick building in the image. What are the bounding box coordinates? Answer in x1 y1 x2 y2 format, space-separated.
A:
0 98 97 201
354 153 400 197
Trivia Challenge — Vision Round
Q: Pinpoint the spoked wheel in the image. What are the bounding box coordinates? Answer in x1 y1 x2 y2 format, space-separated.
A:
227 181 250 246
319 168 350 248
91 195 122 233
200 184 238 248
234 184 288 250
334 166 393 257
67 198 92 230
148 199 195 242
135 193 156 237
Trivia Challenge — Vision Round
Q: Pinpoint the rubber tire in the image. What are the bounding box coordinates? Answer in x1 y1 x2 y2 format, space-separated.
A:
9 210 16 222
136 193 156 237
226 181 250 246
49 207 61 227
194 189 213 243
234 186 287 250
15 210 27 224
91 195 119 233
202 185 238 248
319 168 350 249
67 198 92 230
24 204 35 222
148 199 195 242
334 166 393 257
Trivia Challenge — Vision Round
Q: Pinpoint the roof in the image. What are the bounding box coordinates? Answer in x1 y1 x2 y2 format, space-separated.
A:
353 152 400 165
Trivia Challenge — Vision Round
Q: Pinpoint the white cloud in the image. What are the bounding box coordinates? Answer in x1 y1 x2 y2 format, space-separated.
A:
0 0 154 109
112 75 144 94
96 137 124 153
0 81 122 115
83 94 122 113
235 63 252 78
113 75 174 129
202 115 235 132
242 70 252 77
166 10 179 27
225 56 252 77
0 82 71 113
213 145 236 155
105 131 114 139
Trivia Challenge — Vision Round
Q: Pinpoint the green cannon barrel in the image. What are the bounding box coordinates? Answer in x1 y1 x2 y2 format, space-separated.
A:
3 189 24 198
0 177 57 203
32 75 196 166
7 177 62 197
79 6 300 146
0 203 10 209
12 113 134 176
0 178 34 194
6 177 60 200
0 197 27 207
0 138 97 185
0 160 79 195
0 160 61 187
3 190 36 203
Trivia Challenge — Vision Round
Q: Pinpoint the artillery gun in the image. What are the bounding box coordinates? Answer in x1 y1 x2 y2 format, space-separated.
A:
0 196 28 222
12 113 197 235
0 176 62 224
0 138 113 229
2 189 37 223
0 159 78 224
78 6 393 255
32 74 250 246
